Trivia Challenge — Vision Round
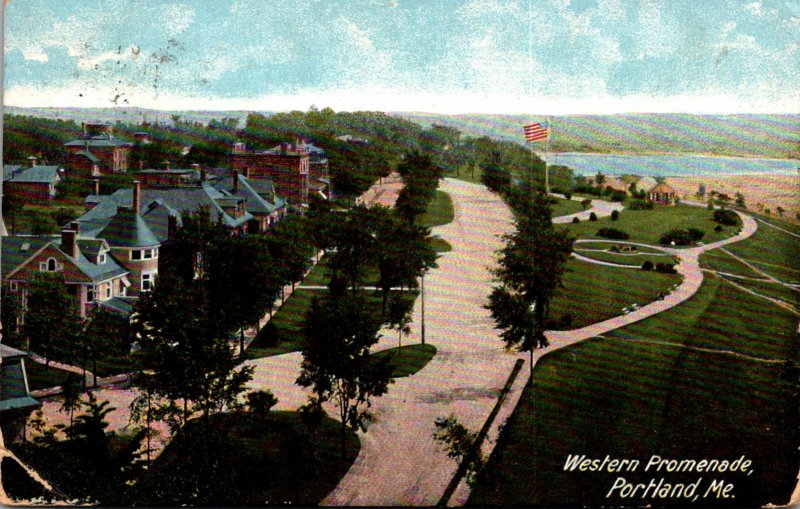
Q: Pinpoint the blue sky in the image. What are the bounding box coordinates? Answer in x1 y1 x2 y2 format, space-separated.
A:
4 0 799 113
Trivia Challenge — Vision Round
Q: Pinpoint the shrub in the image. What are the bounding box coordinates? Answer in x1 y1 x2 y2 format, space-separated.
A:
246 390 279 418
628 199 654 210
707 202 715 210
659 229 694 246
610 210 620 221
687 228 705 241
563 191 572 200
655 263 678 274
572 216 580 223
559 314 573 328
580 198 592 210
641 260 654 271
610 191 627 202
609 245 621 252
589 212 598 221
714 225 723 232
596 227 630 240
713 208 739 226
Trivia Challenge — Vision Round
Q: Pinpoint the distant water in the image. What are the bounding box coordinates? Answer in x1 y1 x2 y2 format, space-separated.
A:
546 152 799 177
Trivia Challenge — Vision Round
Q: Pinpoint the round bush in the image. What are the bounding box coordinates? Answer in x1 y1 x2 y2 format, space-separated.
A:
629 199 654 210
659 229 693 246
641 260 654 271
714 224 723 232
255 321 280 347
589 212 598 221
610 210 620 221
572 216 580 223
596 227 630 240
687 228 705 241
713 208 739 226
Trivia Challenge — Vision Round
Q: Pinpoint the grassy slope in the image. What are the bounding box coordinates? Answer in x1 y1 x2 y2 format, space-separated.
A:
136 411 359 506
470 210 800 507
547 258 680 329
418 190 454 228
550 198 584 218
562 204 740 246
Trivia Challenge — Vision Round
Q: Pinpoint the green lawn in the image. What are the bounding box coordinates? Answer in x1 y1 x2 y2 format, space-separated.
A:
700 251 765 279
547 258 680 329
417 190 454 228
134 411 359 506
722 276 800 308
550 198 584 218
245 289 418 359
469 336 800 507
562 204 740 247
372 343 437 378
574 241 666 254
717 225 800 283
574 249 675 267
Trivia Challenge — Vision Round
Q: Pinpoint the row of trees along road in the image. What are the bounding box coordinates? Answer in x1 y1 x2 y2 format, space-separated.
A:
298 153 442 463
486 186 574 381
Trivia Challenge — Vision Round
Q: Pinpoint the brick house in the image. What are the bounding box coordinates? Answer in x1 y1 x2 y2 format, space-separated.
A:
2 225 131 319
64 123 133 178
231 141 311 212
211 170 286 233
3 159 62 203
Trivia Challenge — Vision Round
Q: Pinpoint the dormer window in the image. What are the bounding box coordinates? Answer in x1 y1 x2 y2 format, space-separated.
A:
98 253 107 264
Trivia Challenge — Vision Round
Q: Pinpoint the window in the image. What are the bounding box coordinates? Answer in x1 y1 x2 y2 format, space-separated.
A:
143 249 153 259
10 282 18 292
105 286 111 299
98 253 107 264
87 286 95 302
40 257 58 272
141 271 156 292
131 250 142 260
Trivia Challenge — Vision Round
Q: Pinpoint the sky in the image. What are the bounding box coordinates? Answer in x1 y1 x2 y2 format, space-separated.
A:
3 0 800 114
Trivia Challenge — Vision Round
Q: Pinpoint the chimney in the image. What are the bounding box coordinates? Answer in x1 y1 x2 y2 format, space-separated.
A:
167 214 178 239
61 228 77 258
232 170 239 194
82 122 88 138
27 156 37 168
133 180 141 214
93 179 100 195
70 221 81 234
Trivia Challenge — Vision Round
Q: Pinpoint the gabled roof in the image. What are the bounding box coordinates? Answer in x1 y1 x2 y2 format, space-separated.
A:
1 234 128 283
97 207 161 248
76 238 107 257
74 150 100 163
212 175 284 215
98 296 137 315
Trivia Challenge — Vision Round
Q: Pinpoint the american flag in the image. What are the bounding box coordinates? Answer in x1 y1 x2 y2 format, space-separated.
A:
523 121 549 142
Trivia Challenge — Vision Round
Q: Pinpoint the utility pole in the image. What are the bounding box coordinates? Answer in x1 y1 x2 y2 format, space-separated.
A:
420 274 425 344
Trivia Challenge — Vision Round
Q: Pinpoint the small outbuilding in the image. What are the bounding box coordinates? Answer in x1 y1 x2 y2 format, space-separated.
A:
647 182 677 204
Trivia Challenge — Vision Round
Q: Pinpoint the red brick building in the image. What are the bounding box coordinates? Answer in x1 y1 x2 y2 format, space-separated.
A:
231 142 310 212
64 123 133 178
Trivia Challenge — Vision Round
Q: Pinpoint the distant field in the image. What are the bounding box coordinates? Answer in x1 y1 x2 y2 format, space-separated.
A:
563 204 739 246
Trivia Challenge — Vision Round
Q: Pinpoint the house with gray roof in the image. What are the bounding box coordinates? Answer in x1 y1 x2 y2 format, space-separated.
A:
64 123 133 177
2 224 131 319
3 160 62 203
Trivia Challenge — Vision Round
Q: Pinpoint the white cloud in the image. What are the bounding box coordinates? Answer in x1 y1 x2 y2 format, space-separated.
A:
162 3 196 35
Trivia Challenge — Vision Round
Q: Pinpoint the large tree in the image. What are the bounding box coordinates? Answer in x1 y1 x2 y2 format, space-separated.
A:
297 293 393 463
23 272 82 366
480 151 512 194
82 306 134 386
326 205 382 295
486 191 573 380
132 271 253 431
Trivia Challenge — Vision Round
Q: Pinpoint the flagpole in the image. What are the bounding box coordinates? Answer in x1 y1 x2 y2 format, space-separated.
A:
544 117 552 195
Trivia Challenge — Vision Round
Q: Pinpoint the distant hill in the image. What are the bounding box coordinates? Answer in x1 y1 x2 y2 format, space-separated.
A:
397 112 800 160
5 107 798 159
